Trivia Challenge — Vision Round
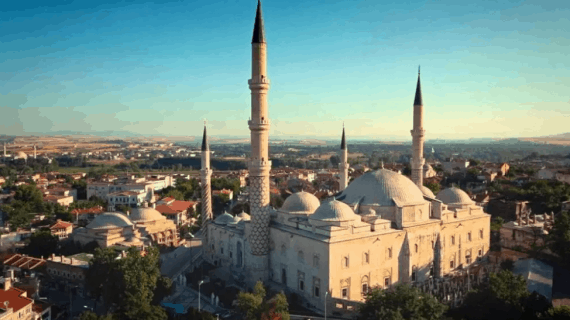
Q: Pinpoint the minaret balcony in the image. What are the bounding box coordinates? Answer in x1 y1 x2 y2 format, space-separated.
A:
248 76 270 85
410 129 426 136
248 120 271 130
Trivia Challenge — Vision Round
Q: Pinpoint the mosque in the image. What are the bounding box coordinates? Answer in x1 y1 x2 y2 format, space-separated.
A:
199 0 491 315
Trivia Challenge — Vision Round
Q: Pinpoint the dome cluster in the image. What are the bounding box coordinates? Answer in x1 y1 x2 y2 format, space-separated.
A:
436 187 473 206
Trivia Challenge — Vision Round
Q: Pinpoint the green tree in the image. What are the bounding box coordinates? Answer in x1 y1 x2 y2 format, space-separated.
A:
358 284 447 320
14 184 43 203
237 281 290 320
424 182 441 195
547 211 570 267
24 229 59 258
86 247 169 320
449 270 532 320
184 308 216 320
164 189 185 201
78 311 116 320
548 306 570 320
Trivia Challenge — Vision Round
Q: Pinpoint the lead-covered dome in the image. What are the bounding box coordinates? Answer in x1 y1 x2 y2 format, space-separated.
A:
130 206 166 222
309 199 358 223
87 212 133 229
420 186 435 198
436 187 474 205
281 192 320 214
337 169 425 207
214 212 234 225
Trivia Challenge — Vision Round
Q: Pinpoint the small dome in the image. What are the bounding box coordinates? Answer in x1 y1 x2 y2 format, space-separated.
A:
15 151 27 159
337 169 425 207
87 212 133 229
310 199 358 222
436 187 474 205
228 215 242 227
281 192 320 214
130 206 166 222
237 211 251 221
214 212 234 225
420 186 435 198
423 163 433 170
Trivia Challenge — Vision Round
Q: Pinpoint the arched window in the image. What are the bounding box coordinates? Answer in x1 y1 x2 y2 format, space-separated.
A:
415 244 418 253
480 229 484 239
363 252 369 264
343 256 349 268
361 276 369 296
451 235 455 245
411 266 417 282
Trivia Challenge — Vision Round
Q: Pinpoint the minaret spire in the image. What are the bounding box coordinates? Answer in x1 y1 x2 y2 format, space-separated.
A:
247 0 271 283
339 126 349 191
410 68 426 188
200 122 213 250
252 0 265 43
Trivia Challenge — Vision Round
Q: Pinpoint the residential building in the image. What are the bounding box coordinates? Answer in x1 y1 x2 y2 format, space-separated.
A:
49 220 73 240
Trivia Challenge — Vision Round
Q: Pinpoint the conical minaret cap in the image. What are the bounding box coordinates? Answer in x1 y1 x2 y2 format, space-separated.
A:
414 67 423 106
340 127 346 150
201 126 209 151
252 0 265 43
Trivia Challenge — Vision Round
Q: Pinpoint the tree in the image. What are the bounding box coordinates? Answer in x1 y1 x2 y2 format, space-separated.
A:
85 247 168 320
547 211 570 267
448 270 532 320
358 284 447 320
548 306 570 320
164 189 184 201
14 184 43 203
237 281 290 320
78 311 116 320
424 182 440 195
184 308 216 320
24 230 59 258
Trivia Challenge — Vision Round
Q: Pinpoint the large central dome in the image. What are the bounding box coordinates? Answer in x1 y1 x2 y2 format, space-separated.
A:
337 169 426 207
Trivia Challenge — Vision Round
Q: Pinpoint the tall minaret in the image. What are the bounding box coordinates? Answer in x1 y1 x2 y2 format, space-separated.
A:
248 0 271 277
33 145 37 159
410 67 426 188
3 143 6 162
200 124 213 244
339 126 349 191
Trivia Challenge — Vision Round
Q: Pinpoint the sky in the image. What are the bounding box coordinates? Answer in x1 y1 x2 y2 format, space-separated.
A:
0 0 569 141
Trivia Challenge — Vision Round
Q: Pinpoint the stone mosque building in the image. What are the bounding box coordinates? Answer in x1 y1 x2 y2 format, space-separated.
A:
200 0 491 315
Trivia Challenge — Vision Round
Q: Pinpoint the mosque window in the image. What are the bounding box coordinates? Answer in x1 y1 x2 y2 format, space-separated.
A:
313 277 320 297
465 251 472 264
429 263 434 278
343 256 349 268
361 276 369 296
386 247 392 260
384 277 391 287
313 254 320 268
480 229 484 239
454 212 457 218
363 252 369 265
411 267 417 282
451 236 455 245
342 288 349 300
415 244 418 253
450 260 455 269
468 232 472 242
298 271 305 291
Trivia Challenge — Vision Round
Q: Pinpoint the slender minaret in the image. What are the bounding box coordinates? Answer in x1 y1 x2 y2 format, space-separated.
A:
33 145 37 159
248 0 271 277
3 143 6 163
200 124 213 245
410 66 426 188
339 126 349 191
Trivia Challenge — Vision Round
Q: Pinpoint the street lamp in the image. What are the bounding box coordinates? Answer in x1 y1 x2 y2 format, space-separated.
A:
325 290 329 320
198 280 204 312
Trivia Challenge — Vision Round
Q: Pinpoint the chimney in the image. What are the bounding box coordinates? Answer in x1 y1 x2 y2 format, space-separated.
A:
3 277 11 291
51 253 55 260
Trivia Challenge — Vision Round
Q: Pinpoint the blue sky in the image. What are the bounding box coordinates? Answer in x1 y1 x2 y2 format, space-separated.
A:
0 0 568 140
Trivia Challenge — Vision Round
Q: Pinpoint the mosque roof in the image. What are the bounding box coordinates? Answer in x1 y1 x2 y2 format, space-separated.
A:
15 151 27 159
436 187 474 205
420 186 435 198
237 211 251 221
86 212 133 229
252 0 265 43
281 192 320 214
214 212 235 225
336 169 426 207
309 199 358 222
130 206 166 222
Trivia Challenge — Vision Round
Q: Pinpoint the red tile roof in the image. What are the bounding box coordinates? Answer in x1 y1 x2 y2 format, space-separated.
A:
155 200 196 215
70 206 104 215
50 220 73 230
0 287 33 313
